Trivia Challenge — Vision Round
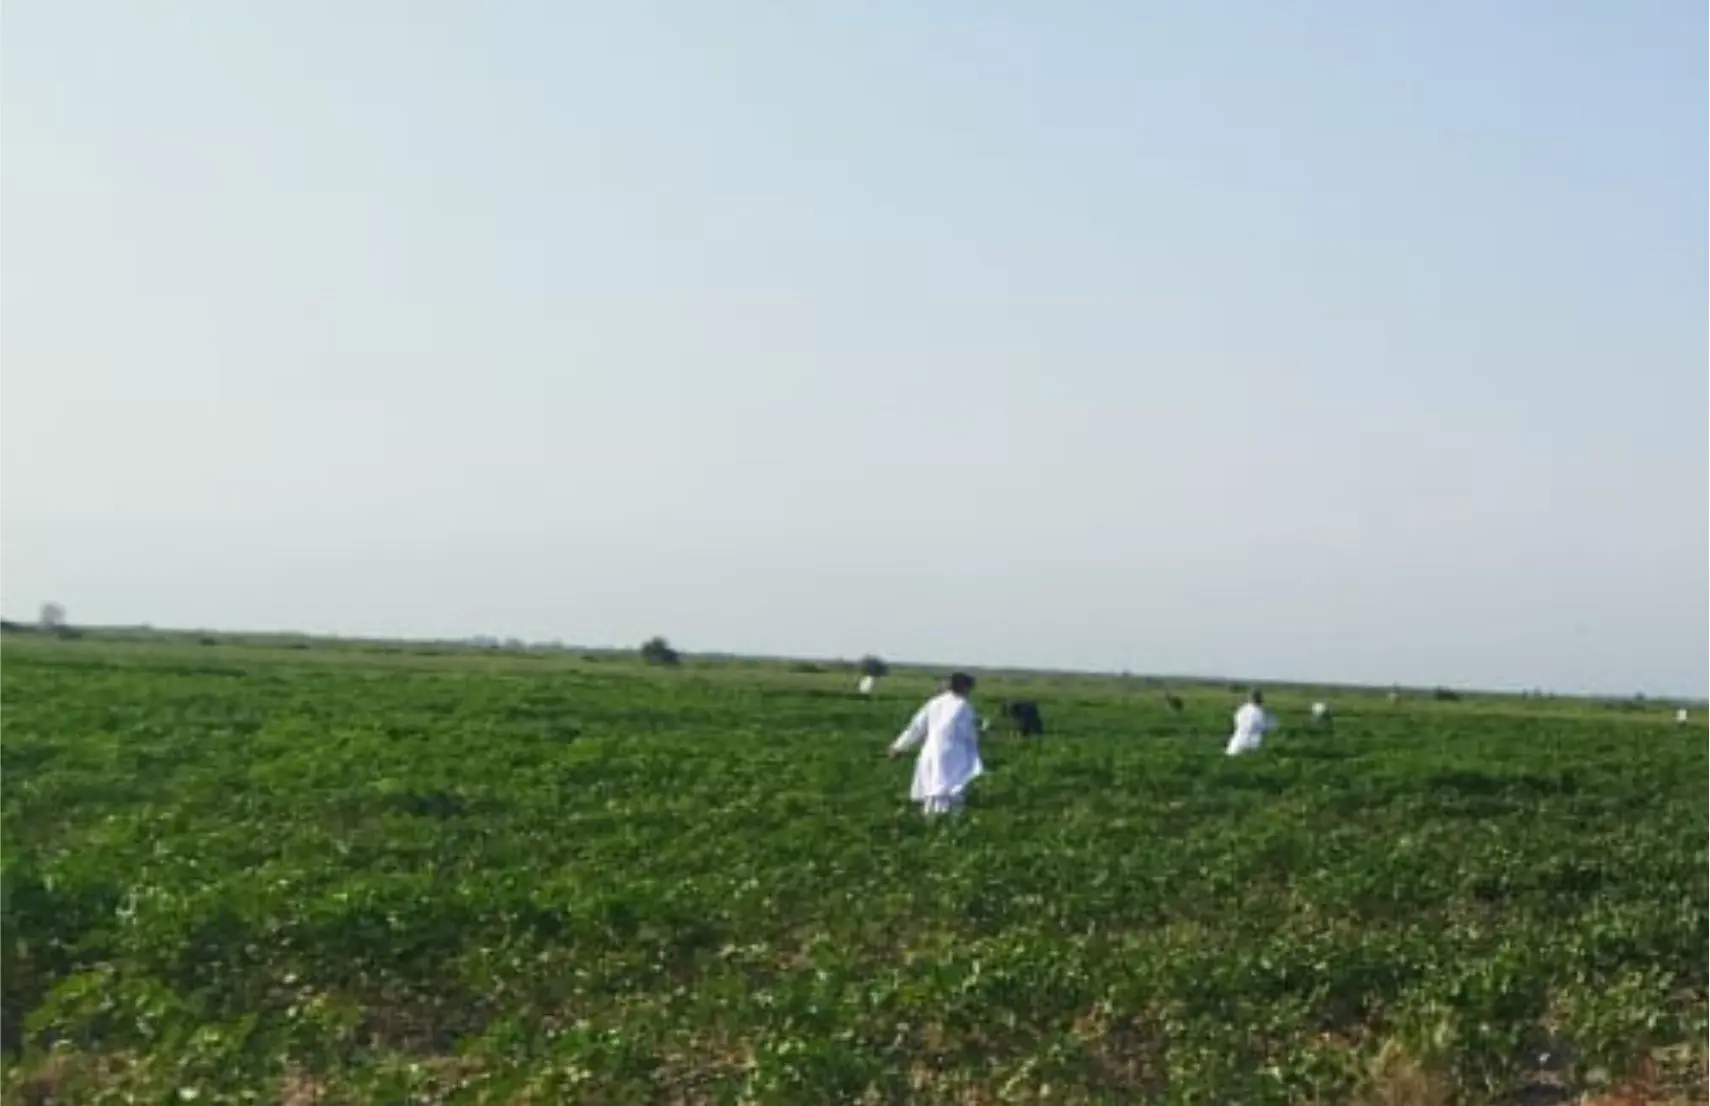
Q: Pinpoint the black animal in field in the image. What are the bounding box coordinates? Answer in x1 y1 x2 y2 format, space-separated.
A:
990 699 1044 738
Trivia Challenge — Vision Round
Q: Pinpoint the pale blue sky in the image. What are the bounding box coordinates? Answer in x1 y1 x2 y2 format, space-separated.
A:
3 2 1705 695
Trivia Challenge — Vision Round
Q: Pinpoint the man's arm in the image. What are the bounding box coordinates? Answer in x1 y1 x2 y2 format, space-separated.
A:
888 705 930 756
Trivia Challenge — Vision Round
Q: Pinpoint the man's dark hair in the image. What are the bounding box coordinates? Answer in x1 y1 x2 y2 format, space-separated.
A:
948 672 976 695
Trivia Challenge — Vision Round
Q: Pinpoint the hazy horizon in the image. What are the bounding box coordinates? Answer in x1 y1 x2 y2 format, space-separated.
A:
4 2 1706 698
13 619 1708 702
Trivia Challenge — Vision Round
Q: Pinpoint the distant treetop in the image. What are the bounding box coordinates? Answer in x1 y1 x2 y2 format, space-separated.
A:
640 636 681 667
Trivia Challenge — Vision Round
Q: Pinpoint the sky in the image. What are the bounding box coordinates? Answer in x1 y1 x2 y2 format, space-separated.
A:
3 1 1705 696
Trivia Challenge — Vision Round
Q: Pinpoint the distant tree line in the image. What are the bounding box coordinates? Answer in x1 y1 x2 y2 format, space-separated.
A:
0 603 80 638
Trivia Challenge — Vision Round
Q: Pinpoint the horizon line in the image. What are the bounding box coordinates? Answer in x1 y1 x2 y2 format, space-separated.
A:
5 618 1705 706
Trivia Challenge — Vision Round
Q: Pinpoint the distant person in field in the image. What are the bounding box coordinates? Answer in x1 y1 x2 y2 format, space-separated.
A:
888 672 984 815
1225 690 1276 756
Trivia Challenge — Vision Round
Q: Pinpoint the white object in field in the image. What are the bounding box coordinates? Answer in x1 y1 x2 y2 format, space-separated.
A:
857 675 875 695
1676 708 1690 725
890 691 984 813
1310 701 1329 719
1388 690 1400 703
1225 702 1275 756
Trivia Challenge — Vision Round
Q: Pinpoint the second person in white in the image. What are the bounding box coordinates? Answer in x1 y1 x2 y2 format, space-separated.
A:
889 672 984 814
1225 689 1276 756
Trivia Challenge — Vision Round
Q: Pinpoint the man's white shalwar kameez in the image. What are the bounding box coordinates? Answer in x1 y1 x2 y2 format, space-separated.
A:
890 691 984 814
1225 702 1275 756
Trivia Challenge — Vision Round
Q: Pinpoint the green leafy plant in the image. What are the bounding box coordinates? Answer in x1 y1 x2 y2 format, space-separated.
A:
1 636 1702 1103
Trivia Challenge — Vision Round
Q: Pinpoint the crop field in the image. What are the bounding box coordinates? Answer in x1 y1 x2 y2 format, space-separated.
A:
2 635 1705 1105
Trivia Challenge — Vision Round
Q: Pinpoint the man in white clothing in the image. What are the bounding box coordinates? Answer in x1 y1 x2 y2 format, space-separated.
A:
1225 689 1276 756
889 672 984 815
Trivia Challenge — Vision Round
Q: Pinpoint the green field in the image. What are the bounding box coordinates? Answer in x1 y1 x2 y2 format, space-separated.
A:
2 635 1704 1104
